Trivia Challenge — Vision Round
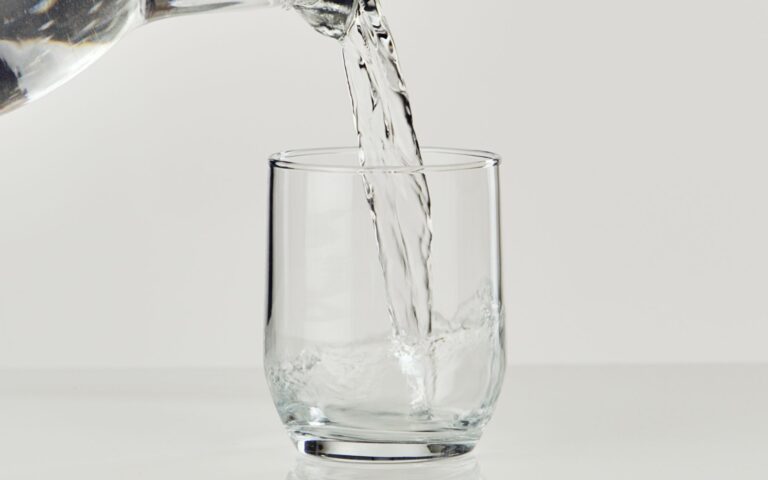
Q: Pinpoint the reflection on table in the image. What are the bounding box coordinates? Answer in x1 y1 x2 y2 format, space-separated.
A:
287 453 483 480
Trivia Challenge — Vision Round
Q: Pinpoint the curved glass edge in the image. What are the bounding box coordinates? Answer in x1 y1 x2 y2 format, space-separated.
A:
269 147 501 174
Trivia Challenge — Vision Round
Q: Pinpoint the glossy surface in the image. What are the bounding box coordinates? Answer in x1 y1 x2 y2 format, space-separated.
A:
1 366 767 478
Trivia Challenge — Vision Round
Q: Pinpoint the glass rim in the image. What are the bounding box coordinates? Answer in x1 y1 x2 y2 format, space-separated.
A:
269 147 501 173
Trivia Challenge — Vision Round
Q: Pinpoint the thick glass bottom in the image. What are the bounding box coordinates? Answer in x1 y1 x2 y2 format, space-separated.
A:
295 437 475 462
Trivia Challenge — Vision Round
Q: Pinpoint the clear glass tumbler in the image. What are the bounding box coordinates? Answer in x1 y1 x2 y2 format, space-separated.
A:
265 148 505 461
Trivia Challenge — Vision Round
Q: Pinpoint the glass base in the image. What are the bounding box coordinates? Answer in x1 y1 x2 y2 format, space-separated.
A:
295 437 476 462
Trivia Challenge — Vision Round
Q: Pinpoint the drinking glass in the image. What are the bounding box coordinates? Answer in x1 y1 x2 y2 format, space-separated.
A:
265 147 505 461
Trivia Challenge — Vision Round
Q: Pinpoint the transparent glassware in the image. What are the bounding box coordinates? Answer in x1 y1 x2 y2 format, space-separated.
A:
0 0 357 114
265 147 506 461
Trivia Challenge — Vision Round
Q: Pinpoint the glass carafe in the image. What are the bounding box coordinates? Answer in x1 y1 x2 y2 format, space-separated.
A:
0 0 357 114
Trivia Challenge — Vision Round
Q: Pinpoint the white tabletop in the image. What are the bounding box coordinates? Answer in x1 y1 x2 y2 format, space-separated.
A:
1 366 766 479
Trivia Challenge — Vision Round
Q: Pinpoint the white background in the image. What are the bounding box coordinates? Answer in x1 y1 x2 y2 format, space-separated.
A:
1 0 767 368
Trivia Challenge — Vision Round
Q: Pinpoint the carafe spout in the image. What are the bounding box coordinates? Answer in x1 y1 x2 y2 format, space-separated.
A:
146 0 358 39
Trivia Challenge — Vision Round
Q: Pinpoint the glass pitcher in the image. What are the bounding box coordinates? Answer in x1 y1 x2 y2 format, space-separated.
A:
0 0 357 114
